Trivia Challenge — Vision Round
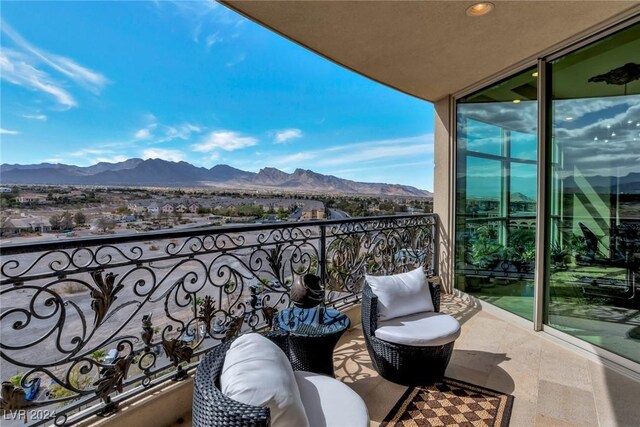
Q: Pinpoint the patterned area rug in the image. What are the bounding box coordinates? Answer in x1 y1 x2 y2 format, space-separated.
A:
382 378 514 427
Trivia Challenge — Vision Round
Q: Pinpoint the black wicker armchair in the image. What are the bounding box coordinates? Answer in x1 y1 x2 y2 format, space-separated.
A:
192 330 369 427
192 330 289 427
361 281 457 385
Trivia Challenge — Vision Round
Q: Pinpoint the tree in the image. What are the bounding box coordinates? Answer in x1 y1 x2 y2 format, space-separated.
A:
96 217 116 232
74 211 86 226
90 349 107 363
237 205 264 217
276 208 288 220
49 214 61 230
115 206 129 215
196 207 211 215
60 211 74 230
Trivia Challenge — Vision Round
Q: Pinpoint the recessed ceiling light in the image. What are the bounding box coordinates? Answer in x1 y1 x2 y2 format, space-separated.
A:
512 99 521 104
532 71 539 77
466 2 494 17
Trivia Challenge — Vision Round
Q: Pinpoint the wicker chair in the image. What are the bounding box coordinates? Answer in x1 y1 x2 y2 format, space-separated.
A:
192 330 369 427
192 330 288 427
361 281 457 385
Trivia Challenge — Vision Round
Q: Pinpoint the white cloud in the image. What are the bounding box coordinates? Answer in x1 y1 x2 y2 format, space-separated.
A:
95 155 128 164
158 123 202 142
43 157 64 164
332 160 433 176
159 1 244 46
135 128 152 140
264 134 433 169
22 114 47 121
206 32 222 48
274 128 303 144
0 128 20 135
1 20 107 94
269 152 315 167
192 22 203 42
70 148 113 157
133 114 159 140
133 114 202 143
1 49 77 108
142 148 186 162
226 52 246 67
193 131 258 155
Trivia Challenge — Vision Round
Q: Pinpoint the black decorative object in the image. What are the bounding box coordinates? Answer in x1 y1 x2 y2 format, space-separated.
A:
0 382 30 412
94 354 134 416
161 339 193 381
589 62 640 95
290 274 324 308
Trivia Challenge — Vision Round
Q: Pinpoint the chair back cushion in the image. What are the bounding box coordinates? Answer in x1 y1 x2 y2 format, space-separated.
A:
366 266 434 321
220 333 309 427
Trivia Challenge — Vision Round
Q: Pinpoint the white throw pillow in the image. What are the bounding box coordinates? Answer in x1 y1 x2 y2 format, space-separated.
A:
366 266 435 321
220 334 309 427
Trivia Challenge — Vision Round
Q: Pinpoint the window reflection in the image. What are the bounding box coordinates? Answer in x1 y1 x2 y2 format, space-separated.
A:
455 69 538 320
548 24 640 363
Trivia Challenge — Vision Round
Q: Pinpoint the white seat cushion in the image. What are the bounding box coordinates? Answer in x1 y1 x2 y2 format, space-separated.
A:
221 334 309 427
375 311 461 347
366 266 434 321
294 371 369 427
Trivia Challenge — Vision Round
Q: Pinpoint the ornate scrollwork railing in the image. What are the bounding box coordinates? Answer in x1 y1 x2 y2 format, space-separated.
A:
0 214 436 425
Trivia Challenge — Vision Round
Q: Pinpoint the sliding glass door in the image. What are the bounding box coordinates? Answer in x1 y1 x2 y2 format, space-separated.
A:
455 22 640 363
455 69 538 320
548 23 640 363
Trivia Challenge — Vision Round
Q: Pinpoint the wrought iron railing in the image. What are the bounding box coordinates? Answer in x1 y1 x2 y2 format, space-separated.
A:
0 214 437 425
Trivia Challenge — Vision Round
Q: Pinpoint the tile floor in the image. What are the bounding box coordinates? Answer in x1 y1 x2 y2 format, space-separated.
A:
176 292 640 427
335 293 640 427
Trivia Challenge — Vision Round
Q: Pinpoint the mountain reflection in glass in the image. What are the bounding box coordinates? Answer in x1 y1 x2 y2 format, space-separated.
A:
547 23 640 363
455 68 538 320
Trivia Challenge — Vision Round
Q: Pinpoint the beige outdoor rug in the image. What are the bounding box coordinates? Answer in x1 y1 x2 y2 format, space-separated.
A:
381 378 514 427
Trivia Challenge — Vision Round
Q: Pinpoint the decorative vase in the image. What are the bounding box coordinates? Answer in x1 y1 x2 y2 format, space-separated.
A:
290 274 324 309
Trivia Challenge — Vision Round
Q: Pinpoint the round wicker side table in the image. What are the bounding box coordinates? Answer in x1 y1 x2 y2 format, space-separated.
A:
274 306 350 377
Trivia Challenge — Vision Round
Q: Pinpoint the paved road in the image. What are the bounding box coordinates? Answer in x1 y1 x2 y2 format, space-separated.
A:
328 208 350 220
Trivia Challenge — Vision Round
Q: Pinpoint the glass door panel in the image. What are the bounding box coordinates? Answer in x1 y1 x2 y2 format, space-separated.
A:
548 23 640 363
456 68 538 320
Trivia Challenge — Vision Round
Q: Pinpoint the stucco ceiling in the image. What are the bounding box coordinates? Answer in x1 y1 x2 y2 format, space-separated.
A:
220 1 640 102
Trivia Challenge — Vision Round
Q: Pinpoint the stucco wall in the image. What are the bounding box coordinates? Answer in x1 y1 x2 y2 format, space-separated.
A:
433 96 454 293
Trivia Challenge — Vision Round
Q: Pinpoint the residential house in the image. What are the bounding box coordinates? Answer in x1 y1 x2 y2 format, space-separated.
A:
161 203 174 214
146 202 160 216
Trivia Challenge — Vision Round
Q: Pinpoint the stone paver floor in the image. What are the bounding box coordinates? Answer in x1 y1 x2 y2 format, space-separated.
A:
334 292 640 427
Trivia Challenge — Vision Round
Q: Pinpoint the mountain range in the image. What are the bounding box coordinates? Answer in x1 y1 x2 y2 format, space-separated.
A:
0 158 433 197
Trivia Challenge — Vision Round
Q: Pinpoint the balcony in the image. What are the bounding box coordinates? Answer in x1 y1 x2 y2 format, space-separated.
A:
0 214 437 425
2 214 639 426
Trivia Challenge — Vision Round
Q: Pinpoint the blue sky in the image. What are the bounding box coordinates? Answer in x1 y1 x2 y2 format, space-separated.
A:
0 1 435 190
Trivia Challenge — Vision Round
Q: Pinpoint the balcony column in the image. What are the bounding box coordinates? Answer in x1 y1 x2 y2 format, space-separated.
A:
433 95 455 293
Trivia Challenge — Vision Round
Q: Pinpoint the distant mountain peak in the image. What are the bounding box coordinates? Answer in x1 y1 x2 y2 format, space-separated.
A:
0 158 433 197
